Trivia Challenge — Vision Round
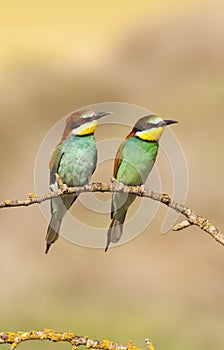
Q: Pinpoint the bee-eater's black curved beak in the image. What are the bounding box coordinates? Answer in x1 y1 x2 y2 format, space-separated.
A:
164 119 178 126
94 111 113 120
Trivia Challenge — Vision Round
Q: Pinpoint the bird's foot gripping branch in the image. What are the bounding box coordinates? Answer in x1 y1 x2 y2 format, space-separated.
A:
0 329 155 350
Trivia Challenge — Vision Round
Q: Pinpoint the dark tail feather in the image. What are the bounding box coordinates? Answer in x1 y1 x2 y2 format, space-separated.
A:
45 217 61 254
105 211 127 252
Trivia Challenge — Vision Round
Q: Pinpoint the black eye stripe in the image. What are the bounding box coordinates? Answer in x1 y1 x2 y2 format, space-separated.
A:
71 121 80 129
71 117 91 129
135 122 161 131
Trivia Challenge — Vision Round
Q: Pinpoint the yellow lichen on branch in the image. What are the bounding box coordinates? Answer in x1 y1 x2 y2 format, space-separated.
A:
0 329 154 350
0 177 223 247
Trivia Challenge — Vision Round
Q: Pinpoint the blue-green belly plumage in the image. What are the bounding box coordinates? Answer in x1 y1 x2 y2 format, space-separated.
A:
59 134 97 186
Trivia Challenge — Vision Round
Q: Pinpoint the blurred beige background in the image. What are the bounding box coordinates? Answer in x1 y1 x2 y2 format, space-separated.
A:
1 1 224 349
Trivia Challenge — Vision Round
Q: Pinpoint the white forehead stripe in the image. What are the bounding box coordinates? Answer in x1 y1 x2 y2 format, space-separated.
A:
149 117 163 124
82 111 95 119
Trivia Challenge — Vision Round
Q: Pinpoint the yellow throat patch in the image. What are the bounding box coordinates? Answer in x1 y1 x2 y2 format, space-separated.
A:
136 126 164 141
72 120 97 136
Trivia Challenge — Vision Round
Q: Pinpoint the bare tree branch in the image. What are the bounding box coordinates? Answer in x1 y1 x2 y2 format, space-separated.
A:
0 177 223 246
0 329 155 350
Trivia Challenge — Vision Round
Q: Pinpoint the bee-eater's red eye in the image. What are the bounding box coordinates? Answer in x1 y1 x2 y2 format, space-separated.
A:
79 118 87 124
145 122 151 129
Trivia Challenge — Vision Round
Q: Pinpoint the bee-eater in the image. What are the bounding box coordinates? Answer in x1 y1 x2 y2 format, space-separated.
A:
105 114 177 251
45 110 112 253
